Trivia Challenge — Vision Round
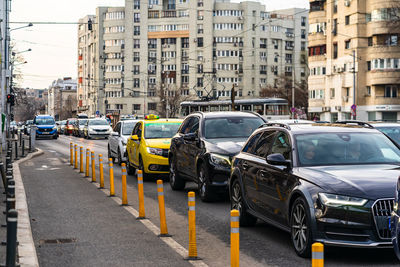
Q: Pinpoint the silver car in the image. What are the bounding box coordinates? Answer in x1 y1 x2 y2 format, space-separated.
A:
83 118 112 139
108 120 138 164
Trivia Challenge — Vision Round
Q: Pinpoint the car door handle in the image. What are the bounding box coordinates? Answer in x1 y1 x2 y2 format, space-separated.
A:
242 162 250 170
260 170 268 178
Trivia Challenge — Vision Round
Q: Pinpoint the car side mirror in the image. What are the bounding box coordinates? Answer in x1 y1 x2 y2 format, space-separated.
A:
266 153 291 168
183 132 197 141
131 135 139 141
112 132 119 137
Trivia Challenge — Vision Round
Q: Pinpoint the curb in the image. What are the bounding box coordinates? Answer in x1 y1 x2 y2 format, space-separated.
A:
12 149 43 267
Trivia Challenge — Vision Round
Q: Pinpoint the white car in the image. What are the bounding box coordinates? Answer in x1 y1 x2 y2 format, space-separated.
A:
83 118 112 139
108 120 138 165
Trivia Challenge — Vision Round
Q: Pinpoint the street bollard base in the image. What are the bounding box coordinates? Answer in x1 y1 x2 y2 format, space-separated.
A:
136 217 146 220
158 234 172 237
120 204 129 207
184 256 202 261
98 187 104 189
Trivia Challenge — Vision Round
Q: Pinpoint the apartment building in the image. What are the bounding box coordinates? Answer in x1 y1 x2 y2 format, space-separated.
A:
78 0 308 117
48 77 77 120
308 0 400 122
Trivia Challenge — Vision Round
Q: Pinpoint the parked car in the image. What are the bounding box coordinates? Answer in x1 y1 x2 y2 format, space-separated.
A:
75 119 88 137
65 118 76 135
126 115 183 179
33 115 58 139
83 118 112 139
58 120 67 134
168 111 265 201
229 122 400 257
391 176 400 260
24 120 33 135
108 120 138 165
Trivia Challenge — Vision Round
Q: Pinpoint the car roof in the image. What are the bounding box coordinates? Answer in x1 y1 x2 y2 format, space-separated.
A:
370 122 400 127
256 123 382 135
268 119 315 125
143 119 182 124
192 111 262 119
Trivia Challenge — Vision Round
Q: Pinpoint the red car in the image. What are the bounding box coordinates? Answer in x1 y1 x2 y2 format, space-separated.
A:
65 118 76 135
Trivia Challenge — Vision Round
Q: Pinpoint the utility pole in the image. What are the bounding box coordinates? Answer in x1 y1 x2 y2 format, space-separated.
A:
231 84 236 111
292 67 295 119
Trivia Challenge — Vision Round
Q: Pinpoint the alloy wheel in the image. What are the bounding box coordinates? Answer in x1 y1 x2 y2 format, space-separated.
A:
231 182 242 213
291 203 308 252
198 168 206 198
169 160 176 185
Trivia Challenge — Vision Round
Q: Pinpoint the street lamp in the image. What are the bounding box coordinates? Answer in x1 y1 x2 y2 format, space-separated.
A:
9 23 33 32
12 48 32 57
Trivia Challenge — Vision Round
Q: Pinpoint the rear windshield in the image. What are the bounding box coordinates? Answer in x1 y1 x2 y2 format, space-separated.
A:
295 132 400 166
89 120 109 126
35 118 55 125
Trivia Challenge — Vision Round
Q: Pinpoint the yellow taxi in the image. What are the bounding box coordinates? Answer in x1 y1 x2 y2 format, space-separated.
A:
126 115 183 179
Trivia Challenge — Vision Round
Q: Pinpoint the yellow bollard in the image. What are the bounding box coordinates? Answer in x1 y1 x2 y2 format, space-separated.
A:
312 243 324 267
121 163 128 205
157 180 169 236
85 149 90 177
99 154 104 188
109 158 115 196
70 143 73 165
74 144 78 169
230 210 240 267
91 151 96 182
79 147 84 173
187 191 198 259
137 170 145 219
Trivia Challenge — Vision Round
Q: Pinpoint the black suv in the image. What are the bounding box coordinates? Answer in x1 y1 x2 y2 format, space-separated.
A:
229 123 400 257
169 112 265 201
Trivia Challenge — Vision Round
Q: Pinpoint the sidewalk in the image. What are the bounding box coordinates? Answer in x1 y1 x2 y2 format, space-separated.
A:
19 150 191 267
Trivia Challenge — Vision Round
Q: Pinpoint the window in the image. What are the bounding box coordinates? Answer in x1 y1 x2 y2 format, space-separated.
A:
385 85 398 98
367 61 371 71
242 133 261 154
366 86 371 96
197 37 203 47
333 43 338 59
134 26 140 35
254 131 276 158
301 16 306 27
148 103 157 110
197 78 203 87
333 0 338 13
270 132 291 160
134 39 140 49
345 40 351 49
333 19 337 35
134 13 140 23
368 37 373 46
330 88 335 98
345 15 350 25
133 104 141 111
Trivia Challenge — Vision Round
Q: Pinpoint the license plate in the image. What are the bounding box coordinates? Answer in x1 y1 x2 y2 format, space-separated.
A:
41 132 49 134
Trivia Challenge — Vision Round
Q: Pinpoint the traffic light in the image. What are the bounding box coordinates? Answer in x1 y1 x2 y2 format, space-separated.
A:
88 19 93 31
7 94 15 106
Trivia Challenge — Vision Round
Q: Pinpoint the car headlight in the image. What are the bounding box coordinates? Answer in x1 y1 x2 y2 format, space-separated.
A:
52 126 57 130
88 127 95 132
146 147 163 156
319 193 368 207
209 153 231 168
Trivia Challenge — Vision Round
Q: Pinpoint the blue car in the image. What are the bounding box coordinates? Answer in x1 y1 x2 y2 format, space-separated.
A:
391 177 400 260
33 115 58 139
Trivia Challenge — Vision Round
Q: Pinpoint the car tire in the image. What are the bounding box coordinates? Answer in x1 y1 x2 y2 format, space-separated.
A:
169 155 185 190
290 197 313 258
230 179 257 226
197 163 214 202
139 157 150 181
108 146 115 163
127 161 135 175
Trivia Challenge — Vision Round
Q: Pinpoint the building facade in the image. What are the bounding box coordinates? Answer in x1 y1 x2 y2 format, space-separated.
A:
308 0 400 122
78 0 308 117
48 77 77 120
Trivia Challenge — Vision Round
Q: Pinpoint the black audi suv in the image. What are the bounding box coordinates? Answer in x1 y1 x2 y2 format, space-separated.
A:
229 122 400 257
168 111 265 202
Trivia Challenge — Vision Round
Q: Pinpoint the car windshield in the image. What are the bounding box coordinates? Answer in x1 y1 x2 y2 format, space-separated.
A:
89 120 109 126
35 118 55 125
377 126 400 145
144 122 181 139
295 133 400 166
122 122 136 135
10 121 16 126
204 117 264 139
79 119 88 125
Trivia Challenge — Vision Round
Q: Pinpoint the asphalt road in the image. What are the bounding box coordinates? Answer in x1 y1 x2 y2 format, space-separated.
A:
33 134 400 266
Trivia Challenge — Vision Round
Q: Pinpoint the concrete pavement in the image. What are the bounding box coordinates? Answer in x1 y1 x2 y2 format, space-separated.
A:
19 150 192 267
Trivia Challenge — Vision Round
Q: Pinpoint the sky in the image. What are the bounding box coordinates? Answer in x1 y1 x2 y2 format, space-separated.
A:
10 0 308 89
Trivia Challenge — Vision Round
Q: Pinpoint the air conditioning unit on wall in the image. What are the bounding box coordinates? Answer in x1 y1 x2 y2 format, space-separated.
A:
344 0 351 7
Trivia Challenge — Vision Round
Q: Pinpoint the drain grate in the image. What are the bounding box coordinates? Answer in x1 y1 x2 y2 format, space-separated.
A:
39 238 77 245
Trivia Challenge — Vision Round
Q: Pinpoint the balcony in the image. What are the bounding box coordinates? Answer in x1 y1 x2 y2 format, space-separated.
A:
260 70 267 75
181 69 189 74
367 70 400 85
260 44 267 48
162 10 176 18
373 96 400 105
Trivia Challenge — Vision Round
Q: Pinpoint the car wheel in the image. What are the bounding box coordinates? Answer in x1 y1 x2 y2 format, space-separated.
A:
290 197 312 258
231 179 257 226
108 146 115 163
127 161 135 175
118 148 123 166
198 163 214 202
169 155 185 190
139 157 150 181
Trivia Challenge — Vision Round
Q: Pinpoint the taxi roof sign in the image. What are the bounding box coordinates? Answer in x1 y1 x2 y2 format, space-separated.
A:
145 114 159 120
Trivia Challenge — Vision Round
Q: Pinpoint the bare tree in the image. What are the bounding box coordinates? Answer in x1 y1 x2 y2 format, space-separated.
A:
59 95 77 120
157 85 188 118
13 88 45 121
